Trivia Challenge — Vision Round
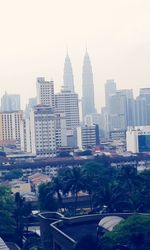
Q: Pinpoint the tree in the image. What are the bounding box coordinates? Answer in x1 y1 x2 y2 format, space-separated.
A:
38 182 58 211
93 180 131 213
60 166 84 214
3 169 23 180
0 185 16 240
101 215 150 250
82 161 115 211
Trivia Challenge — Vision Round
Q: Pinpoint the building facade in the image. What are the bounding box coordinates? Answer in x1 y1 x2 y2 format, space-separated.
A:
63 53 74 92
36 77 55 108
0 110 23 149
30 105 56 157
126 126 150 153
1 93 20 112
82 50 96 121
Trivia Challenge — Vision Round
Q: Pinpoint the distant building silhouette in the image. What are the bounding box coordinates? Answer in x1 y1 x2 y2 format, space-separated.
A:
82 50 96 121
63 52 74 92
1 92 20 112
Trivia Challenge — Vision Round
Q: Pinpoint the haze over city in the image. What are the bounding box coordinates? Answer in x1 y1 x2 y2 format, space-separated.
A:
0 0 150 111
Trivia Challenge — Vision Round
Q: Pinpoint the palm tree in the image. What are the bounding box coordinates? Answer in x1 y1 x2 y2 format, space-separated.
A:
82 161 115 211
61 166 84 214
51 176 63 211
93 180 131 213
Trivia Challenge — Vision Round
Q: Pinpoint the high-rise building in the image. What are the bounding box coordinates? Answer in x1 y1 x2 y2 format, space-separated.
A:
30 106 56 157
36 77 55 108
109 89 134 131
82 50 95 121
25 97 37 117
20 117 31 152
29 105 67 157
55 88 79 129
105 80 116 113
134 88 150 127
1 93 20 112
77 124 99 150
126 126 150 153
0 110 23 149
63 53 74 92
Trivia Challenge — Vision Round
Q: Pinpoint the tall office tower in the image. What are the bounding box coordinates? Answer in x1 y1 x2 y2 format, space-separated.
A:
20 117 31 152
0 111 23 149
82 50 95 121
105 80 116 113
1 93 20 112
55 88 79 147
109 89 134 131
36 77 55 108
55 112 67 148
134 97 147 126
25 97 37 117
55 88 79 129
30 106 56 157
139 88 150 125
77 124 99 150
63 53 74 92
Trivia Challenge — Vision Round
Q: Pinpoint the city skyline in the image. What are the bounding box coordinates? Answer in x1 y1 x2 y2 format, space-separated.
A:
0 1 150 111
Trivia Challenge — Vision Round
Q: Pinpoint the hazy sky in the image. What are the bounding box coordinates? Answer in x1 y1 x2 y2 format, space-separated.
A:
0 0 150 112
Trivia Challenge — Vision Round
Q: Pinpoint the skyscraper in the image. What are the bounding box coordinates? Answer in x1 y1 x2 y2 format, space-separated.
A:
1 93 20 112
55 88 79 129
63 53 74 92
0 110 23 149
105 80 116 113
36 77 55 108
82 50 95 121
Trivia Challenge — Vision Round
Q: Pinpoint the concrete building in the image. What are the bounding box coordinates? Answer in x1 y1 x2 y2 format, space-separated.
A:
30 105 56 157
29 105 67 157
109 89 134 132
0 110 23 149
1 92 20 112
134 88 150 126
36 77 55 108
63 53 74 92
77 124 99 150
55 88 79 147
105 79 116 114
20 117 31 153
55 88 79 129
82 50 96 121
25 97 37 117
126 126 150 153
55 112 67 149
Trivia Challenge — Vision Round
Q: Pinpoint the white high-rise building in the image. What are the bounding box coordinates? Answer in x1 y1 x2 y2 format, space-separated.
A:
1 93 20 112
126 126 150 153
55 88 79 147
30 106 56 157
55 88 80 129
0 111 23 149
29 105 67 157
36 77 55 108
20 118 31 153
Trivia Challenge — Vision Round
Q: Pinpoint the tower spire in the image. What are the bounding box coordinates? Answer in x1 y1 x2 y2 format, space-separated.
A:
63 52 74 92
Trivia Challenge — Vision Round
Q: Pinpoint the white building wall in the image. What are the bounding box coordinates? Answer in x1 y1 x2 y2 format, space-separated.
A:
36 77 55 108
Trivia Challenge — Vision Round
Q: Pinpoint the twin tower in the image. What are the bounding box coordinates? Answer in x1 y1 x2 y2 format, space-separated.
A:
63 50 96 120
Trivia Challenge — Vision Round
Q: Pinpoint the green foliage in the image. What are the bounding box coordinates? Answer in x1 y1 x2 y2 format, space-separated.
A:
37 160 150 215
0 185 16 237
38 182 58 211
3 169 23 180
101 215 150 250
